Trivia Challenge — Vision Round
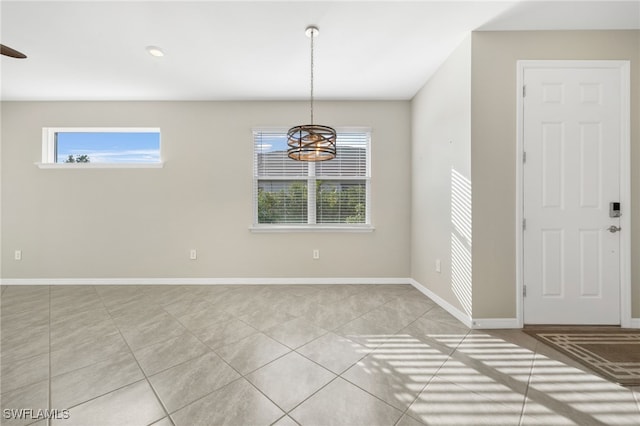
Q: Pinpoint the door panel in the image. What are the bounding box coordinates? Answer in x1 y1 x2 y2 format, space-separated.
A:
541 122 564 208
541 229 564 297
579 122 601 208
523 66 621 325
579 229 601 297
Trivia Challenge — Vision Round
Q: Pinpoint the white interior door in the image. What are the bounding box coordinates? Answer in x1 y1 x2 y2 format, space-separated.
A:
523 64 624 325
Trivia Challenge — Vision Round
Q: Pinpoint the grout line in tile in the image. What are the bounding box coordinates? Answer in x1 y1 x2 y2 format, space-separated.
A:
269 414 301 426
46 298 124 380
241 345 294 377
522 339 625 425
267 327 331 352
281 293 436 414
241 364 293 416
283 375 343 417
136 344 208 378
293 336 370 376
47 289 131 409
391 320 472 425
517 340 538 426
164 376 247 417
62 378 148 411
49 303 108 322
285 373 406 423
337 379 407 422
158 292 349 420
633 387 640 416
303 295 388 334
160 304 256 376
121 326 190 353
435 331 536 424
156 300 280 419
95 286 174 426
145 418 165 426
198 334 299 416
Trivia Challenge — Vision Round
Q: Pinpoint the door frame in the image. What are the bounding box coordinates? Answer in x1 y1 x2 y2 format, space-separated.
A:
515 60 631 327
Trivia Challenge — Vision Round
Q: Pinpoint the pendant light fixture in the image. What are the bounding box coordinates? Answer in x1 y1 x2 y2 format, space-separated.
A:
287 26 337 161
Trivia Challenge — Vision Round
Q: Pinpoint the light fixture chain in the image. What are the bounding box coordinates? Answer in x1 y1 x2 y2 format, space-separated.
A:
287 26 336 162
310 28 314 125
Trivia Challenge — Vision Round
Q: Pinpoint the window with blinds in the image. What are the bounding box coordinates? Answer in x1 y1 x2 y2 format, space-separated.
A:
253 129 370 227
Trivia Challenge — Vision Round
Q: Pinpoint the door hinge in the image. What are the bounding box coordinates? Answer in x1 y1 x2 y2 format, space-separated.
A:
523 285 527 297
523 151 527 163
523 218 527 230
523 85 526 97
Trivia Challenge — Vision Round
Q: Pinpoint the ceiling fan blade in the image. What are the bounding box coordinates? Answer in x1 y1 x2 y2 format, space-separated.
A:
1 44 27 59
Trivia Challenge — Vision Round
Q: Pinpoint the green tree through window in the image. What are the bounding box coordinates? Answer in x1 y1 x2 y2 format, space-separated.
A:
64 154 90 163
258 182 307 223
316 181 366 223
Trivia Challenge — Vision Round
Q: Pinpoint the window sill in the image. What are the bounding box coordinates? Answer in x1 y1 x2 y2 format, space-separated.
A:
35 162 164 169
250 224 375 233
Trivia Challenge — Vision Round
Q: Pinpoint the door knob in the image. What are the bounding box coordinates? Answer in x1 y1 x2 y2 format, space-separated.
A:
607 225 621 233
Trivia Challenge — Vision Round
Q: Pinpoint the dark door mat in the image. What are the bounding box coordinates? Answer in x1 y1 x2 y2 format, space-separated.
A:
523 326 640 386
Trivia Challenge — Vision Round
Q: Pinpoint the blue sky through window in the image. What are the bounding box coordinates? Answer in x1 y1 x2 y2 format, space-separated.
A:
56 131 161 163
255 133 288 154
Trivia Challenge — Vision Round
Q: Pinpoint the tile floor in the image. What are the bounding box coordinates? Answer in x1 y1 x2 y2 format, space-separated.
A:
1 284 639 426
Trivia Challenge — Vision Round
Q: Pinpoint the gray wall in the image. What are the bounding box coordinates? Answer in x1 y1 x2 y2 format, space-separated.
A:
1 101 411 279
411 37 472 316
471 30 640 318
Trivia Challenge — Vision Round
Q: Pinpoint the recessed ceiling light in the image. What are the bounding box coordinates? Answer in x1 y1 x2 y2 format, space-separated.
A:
146 46 164 57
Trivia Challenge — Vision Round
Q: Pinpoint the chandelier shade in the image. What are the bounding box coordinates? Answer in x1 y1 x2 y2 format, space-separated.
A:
287 124 336 161
287 26 337 162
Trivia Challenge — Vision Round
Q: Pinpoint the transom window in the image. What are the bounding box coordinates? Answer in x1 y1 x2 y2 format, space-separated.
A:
41 128 161 167
253 129 371 230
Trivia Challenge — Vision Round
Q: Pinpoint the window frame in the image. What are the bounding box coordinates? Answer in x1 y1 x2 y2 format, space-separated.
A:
251 127 373 233
38 127 163 169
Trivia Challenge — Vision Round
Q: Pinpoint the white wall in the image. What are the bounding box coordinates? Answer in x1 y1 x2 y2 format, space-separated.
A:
411 37 472 316
1 101 411 280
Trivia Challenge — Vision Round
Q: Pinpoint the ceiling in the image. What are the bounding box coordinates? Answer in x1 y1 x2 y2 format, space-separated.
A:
1 1 638 101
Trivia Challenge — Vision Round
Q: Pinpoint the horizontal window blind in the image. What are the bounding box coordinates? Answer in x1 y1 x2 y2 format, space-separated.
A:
316 180 366 223
255 131 307 177
257 180 307 224
253 129 370 226
315 132 368 178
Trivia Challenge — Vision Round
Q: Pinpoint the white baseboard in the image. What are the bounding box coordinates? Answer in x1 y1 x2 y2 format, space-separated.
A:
409 278 473 328
628 318 640 329
0 277 412 286
470 318 521 329
408 279 521 329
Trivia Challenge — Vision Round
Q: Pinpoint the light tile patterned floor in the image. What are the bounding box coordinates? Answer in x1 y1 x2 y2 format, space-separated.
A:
1 284 639 426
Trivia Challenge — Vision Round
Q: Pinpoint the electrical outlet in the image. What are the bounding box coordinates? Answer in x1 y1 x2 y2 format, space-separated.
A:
14 250 22 261
435 259 441 273
190 249 197 260
313 249 320 260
